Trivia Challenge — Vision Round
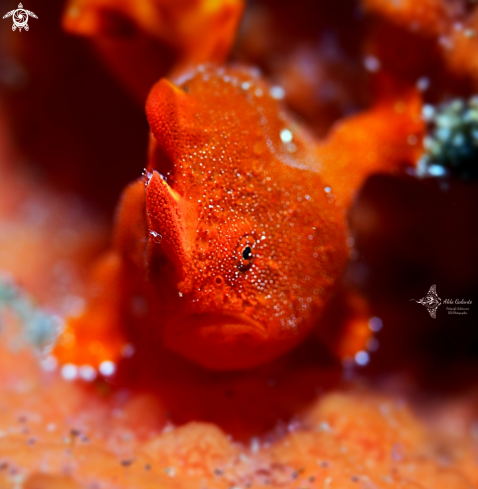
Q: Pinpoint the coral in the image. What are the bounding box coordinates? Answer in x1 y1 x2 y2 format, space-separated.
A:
363 0 478 87
234 0 369 136
62 0 244 100
417 97 478 180
0 276 60 351
1 316 478 489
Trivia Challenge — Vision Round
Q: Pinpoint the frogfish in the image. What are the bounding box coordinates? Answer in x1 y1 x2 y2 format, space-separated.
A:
53 65 422 371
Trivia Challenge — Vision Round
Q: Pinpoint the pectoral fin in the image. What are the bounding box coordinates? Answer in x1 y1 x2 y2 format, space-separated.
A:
145 171 195 280
316 90 424 209
52 251 128 371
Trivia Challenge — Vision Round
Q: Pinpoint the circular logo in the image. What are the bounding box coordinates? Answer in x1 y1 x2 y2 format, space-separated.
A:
13 9 28 29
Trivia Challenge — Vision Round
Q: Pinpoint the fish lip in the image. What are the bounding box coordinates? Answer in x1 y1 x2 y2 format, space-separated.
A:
163 311 276 370
173 311 267 335
165 309 311 370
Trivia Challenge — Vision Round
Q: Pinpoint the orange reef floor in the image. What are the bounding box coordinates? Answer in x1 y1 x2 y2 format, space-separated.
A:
1 309 478 489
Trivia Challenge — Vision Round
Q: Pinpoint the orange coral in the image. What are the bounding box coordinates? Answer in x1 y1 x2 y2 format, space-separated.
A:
1 314 478 489
62 0 244 100
364 0 478 88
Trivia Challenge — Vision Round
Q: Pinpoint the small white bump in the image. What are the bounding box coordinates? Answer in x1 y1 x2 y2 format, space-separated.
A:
61 363 78 381
149 230 162 243
416 77 430 92
422 104 435 121
367 337 380 352
270 86 285 99
355 350 370 366
41 355 58 372
99 361 116 377
121 344 136 358
368 316 383 332
427 165 447 177
250 437 260 453
280 129 293 144
364 56 381 72
143 170 153 184
79 365 97 382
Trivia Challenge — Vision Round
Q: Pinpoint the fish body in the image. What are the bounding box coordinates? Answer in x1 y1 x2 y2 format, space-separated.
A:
54 65 422 371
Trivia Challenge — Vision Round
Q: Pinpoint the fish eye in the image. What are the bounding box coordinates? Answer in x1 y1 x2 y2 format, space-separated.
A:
242 246 252 260
236 235 255 272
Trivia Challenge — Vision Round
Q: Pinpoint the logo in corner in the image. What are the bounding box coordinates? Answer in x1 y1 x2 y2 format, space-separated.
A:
410 284 442 318
3 3 38 32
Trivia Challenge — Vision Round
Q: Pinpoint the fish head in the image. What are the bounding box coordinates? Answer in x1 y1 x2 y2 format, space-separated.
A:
144 65 348 370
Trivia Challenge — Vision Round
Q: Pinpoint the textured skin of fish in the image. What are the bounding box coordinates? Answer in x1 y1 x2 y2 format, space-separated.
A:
54 65 422 371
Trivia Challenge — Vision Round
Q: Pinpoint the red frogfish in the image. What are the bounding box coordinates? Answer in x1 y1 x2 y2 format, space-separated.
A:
53 65 422 372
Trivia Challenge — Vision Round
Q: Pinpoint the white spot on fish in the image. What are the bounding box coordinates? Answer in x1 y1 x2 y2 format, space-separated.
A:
270 86 285 99
280 129 293 144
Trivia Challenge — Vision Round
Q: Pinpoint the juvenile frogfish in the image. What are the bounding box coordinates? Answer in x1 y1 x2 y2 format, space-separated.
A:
54 65 422 371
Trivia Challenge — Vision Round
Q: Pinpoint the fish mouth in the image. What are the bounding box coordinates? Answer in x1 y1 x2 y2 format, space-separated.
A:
176 312 267 336
164 312 281 370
